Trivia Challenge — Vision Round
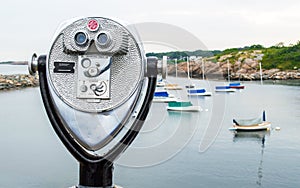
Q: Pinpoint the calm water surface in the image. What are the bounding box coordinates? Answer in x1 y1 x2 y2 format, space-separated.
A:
0 64 28 75
0 76 299 188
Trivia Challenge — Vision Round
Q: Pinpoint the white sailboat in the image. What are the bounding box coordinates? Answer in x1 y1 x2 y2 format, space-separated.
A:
166 101 202 112
215 86 236 92
153 91 178 103
187 88 212 96
229 111 271 131
186 57 212 96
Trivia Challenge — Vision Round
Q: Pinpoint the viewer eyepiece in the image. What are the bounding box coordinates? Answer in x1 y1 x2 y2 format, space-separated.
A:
96 32 110 46
75 31 88 46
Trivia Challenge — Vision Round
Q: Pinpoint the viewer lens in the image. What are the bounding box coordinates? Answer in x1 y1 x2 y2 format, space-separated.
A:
97 33 109 45
75 32 88 46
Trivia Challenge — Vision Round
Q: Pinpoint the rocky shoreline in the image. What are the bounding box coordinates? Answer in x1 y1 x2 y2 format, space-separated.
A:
0 74 39 91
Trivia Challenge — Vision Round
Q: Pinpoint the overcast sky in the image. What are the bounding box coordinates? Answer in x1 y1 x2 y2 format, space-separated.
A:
1 0 300 61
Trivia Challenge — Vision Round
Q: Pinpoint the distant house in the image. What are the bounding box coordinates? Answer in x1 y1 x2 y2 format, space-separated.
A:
189 56 197 61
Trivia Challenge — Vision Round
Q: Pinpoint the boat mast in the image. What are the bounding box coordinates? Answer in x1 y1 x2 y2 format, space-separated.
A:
163 56 168 79
259 62 263 85
227 59 230 82
202 57 205 80
187 56 190 79
175 58 178 78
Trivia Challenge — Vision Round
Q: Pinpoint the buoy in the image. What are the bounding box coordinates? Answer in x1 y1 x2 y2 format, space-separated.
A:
275 127 281 131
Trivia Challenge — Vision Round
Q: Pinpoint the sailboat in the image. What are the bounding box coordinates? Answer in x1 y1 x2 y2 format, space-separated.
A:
185 84 195 89
156 78 166 87
229 111 271 131
153 91 177 103
187 88 212 96
166 101 202 112
164 83 183 90
215 60 237 92
229 82 245 89
186 58 212 96
215 86 236 92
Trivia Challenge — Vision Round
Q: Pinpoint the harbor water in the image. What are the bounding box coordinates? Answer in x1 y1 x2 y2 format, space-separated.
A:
0 65 28 75
0 71 299 187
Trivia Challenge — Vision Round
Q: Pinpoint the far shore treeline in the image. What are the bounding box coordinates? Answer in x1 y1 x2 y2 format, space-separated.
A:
0 61 27 65
146 41 300 71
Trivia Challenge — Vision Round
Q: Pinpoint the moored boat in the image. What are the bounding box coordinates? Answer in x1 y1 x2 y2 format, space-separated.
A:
229 82 245 89
185 84 195 88
153 91 178 103
215 86 236 92
229 122 271 131
156 81 166 87
156 79 166 87
166 101 202 112
164 84 182 90
229 111 271 131
187 88 212 96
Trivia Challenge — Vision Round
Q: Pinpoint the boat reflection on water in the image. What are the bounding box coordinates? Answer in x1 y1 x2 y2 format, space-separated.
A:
233 131 270 144
232 131 270 186
167 111 198 132
167 110 194 122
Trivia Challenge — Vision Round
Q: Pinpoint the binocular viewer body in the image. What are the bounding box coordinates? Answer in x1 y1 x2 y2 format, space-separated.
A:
30 17 161 152
28 17 166 187
29 17 165 187
46 17 148 152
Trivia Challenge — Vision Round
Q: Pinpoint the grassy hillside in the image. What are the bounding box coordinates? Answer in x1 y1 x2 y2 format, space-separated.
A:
262 42 300 70
146 42 300 70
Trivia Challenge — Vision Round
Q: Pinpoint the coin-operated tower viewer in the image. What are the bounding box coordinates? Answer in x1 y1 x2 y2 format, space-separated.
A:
29 17 166 188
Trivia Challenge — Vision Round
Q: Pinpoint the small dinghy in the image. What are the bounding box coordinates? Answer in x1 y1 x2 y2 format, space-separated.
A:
229 111 271 131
